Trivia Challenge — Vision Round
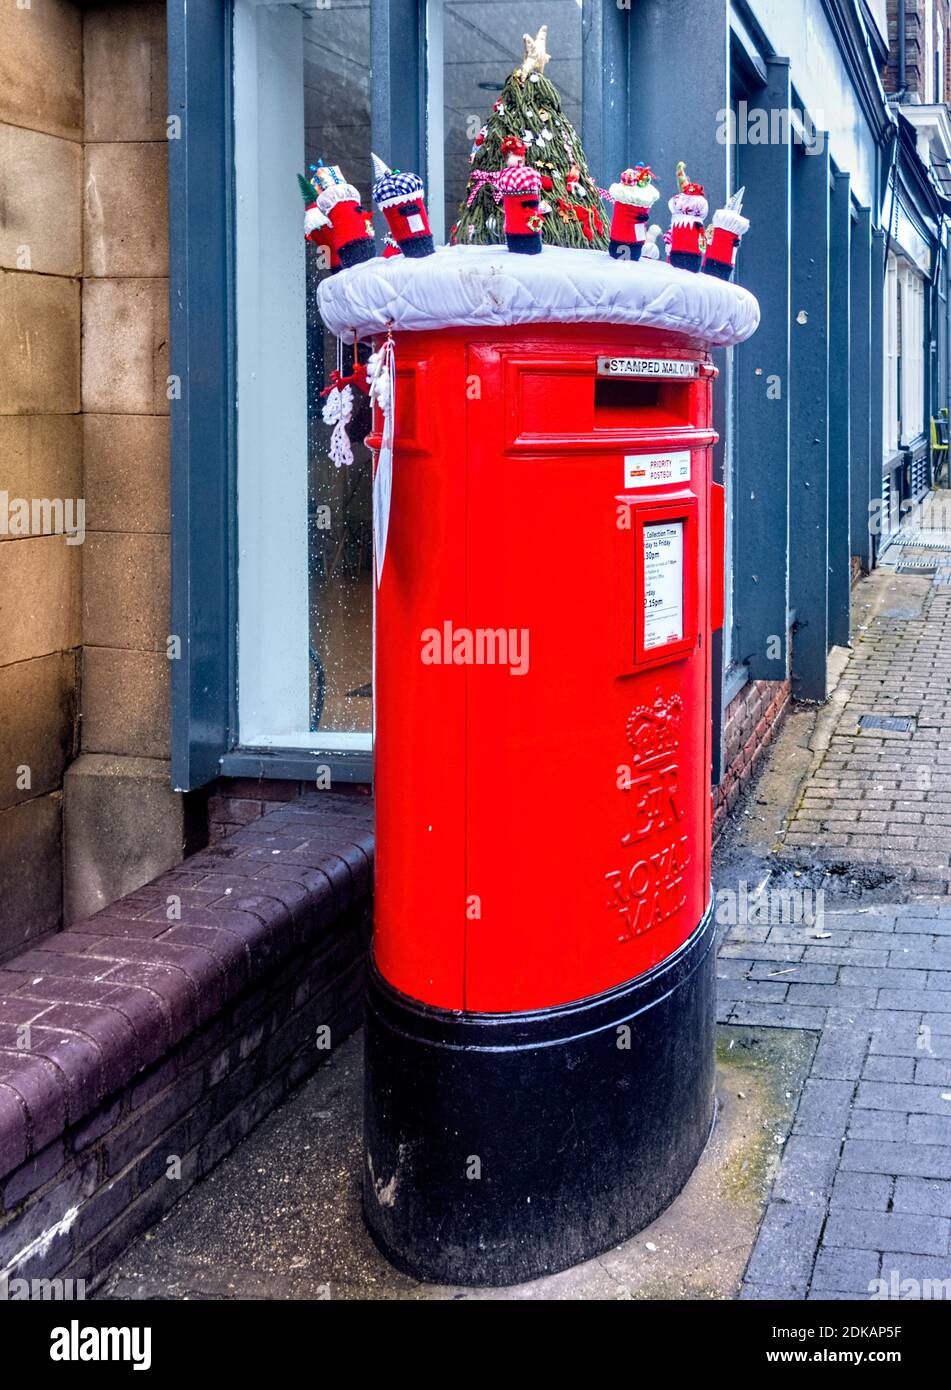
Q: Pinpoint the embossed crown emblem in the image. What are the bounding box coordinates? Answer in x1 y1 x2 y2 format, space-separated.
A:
625 691 683 766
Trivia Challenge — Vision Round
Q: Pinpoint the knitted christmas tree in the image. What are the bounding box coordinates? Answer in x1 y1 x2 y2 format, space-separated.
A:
453 26 608 252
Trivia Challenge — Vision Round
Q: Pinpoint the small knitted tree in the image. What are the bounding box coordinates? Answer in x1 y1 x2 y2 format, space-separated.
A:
453 26 608 252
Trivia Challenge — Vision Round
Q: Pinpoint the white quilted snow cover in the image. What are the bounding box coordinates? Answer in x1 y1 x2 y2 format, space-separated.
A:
318 243 759 347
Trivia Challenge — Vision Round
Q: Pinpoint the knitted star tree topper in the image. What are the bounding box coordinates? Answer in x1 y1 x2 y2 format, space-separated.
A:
453 26 608 251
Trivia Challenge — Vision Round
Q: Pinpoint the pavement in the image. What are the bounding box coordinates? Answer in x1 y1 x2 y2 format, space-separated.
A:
101 496 951 1301
99 1026 814 1301
717 498 951 1299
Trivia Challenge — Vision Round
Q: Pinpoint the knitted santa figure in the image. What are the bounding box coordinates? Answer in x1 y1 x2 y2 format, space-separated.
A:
371 155 435 259
607 165 659 261
668 162 708 273
496 165 544 255
310 163 375 270
302 201 341 274
702 187 749 281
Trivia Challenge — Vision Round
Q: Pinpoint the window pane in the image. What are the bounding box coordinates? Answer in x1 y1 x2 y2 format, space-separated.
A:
429 0 584 245
234 0 372 751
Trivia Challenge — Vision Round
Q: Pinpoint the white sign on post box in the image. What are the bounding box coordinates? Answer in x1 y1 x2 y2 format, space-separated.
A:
624 450 691 490
597 357 700 379
643 521 684 650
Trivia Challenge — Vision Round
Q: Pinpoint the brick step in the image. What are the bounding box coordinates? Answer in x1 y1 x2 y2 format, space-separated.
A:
0 792 373 1293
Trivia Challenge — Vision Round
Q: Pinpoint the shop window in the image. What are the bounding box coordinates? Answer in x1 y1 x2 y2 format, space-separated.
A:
899 265 925 446
233 0 372 752
426 0 584 244
884 252 899 458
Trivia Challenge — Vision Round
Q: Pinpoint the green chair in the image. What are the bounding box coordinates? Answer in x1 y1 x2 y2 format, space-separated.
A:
931 409 949 486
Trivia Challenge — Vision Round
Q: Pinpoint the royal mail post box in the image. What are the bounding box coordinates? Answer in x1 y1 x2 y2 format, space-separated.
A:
319 246 759 1286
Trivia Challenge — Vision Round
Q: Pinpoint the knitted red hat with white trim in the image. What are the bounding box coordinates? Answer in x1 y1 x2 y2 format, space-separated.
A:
702 187 750 281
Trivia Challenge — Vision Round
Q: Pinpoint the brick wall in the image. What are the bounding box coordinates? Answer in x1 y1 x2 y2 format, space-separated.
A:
883 0 951 100
713 677 791 839
0 793 373 1291
0 0 84 957
208 779 372 844
0 896 369 1291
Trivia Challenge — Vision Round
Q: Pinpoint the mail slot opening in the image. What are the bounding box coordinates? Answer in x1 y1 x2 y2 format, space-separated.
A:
594 377 691 429
594 378 660 411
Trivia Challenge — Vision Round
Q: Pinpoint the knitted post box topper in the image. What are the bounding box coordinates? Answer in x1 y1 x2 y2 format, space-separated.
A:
312 164 375 270
496 164 544 255
607 165 659 262
668 161 709 273
702 187 749 281
371 155 435 259
303 202 341 273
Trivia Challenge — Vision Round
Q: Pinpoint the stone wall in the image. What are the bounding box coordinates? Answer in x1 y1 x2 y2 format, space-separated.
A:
0 2 188 954
0 0 84 958
65 2 184 924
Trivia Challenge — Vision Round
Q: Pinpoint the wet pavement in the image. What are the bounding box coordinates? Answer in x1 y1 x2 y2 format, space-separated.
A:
101 497 951 1300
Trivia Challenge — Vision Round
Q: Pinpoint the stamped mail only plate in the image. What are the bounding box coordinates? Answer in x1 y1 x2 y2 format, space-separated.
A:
624 450 692 489
596 356 700 379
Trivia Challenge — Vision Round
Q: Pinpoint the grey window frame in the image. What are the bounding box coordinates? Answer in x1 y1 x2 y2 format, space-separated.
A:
168 0 630 790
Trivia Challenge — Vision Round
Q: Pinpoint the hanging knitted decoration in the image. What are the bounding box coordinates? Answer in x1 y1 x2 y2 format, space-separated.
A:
322 374 355 469
367 336 396 585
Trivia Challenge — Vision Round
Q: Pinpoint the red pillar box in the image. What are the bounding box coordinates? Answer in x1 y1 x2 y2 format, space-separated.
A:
319 245 759 1286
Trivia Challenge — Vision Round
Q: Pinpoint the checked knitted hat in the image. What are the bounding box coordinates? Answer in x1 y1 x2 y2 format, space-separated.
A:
371 154 426 209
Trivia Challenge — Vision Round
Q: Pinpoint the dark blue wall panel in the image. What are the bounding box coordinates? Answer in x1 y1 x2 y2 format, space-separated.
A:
168 0 235 791
789 141 831 701
828 171 852 648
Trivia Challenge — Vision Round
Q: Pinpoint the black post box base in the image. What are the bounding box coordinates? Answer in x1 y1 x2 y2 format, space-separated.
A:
363 904 716 1286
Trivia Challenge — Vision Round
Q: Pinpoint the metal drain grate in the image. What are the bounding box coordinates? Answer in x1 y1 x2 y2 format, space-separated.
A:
897 563 938 575
895 529 951 549
857 714 915 733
